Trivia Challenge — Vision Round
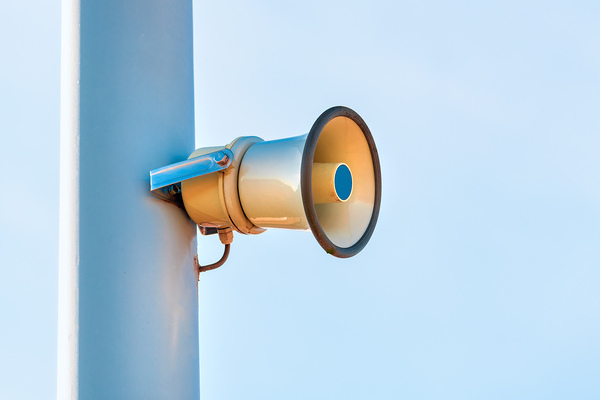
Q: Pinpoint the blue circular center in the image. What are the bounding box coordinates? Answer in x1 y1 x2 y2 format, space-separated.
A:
334 164 353 201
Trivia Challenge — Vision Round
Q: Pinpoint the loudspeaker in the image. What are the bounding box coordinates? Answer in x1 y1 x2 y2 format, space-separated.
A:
181 106 381 258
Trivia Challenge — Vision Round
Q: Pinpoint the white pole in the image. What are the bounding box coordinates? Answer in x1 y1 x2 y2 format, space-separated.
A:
57 0 199 398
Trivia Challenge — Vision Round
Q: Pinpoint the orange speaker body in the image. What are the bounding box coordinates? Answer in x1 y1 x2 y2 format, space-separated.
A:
181 106 381 258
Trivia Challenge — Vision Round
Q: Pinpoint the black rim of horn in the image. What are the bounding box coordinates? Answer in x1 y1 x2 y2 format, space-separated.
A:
301 106 382 258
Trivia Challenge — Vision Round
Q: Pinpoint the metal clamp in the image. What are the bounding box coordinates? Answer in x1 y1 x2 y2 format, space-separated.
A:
149 149 234 207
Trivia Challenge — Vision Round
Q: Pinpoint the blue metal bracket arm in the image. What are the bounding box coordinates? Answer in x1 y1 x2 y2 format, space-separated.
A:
149 148 234 207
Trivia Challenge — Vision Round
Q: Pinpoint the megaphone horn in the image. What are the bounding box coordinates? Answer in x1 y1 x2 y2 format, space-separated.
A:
237 106 381 257
302 106 382 257
150 106 381 260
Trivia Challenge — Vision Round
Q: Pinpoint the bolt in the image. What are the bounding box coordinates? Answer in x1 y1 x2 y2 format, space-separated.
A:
167 184 181 196
215 151 230 167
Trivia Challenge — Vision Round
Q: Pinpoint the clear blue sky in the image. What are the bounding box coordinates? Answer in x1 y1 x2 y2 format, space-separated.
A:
2 0 600 399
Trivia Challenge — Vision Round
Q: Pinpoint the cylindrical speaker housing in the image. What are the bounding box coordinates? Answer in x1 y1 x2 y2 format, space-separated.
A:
238 135 309 230
182 137 266 235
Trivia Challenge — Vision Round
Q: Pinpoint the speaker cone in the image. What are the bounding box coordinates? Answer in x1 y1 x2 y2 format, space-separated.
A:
301 106 382 258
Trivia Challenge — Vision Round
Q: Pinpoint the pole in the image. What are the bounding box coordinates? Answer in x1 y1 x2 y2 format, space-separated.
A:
57 0 199 398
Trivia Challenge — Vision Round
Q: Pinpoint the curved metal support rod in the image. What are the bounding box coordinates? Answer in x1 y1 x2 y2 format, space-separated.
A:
197 244 231 275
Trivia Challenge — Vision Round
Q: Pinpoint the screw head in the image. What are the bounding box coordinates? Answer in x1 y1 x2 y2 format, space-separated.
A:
215 151 230 167
167 184 181 196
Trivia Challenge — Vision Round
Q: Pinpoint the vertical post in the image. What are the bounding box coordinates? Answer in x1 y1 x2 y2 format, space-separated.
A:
58 0 199 398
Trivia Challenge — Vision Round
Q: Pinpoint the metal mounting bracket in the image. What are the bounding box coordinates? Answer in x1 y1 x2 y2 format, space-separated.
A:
149 148 234 207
